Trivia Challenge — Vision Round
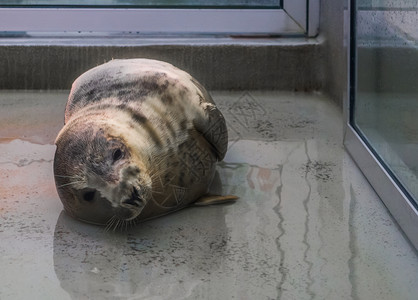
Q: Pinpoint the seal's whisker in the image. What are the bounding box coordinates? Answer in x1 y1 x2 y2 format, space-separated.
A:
54 174 82 179
105 216 117 232
151 190 164 195
151 160 170 171
105 218 111 232
150 162 167 176
148 170 163 180
56 181 84 188
150 163 178 180
114 219 121 232
150 186 164 194
149 172 170 189
110 216 118 232
109 219 115 232
112 219 118 232
150 163 167 172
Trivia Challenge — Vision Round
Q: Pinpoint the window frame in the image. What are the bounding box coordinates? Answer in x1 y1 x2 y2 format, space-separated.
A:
0 1 319 37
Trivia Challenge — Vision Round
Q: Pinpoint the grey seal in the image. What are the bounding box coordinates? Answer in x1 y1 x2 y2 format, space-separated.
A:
54 59 236 228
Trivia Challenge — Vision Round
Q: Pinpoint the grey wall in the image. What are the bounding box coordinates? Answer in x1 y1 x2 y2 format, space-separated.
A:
0 42 323 91
320 0 347 107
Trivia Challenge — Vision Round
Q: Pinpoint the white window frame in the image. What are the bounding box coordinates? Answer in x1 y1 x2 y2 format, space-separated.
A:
0 1 319 37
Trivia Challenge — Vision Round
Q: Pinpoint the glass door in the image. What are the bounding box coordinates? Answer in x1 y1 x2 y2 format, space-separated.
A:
345 0 418 249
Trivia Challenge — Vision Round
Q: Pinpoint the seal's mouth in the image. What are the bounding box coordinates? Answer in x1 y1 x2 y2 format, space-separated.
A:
122 187 144 208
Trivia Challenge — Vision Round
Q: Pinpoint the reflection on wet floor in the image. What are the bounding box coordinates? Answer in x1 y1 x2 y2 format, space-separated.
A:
1 91 417 299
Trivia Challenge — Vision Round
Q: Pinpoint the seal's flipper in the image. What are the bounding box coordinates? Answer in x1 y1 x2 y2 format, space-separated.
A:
193 195 239 206
191 79 229 161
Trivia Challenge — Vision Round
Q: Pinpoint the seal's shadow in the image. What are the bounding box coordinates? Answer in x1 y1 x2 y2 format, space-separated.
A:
53 172 230 299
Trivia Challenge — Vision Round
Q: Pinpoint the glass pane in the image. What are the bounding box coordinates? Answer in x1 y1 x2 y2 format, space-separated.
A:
0 0 281 9
353 0 418 206
358 0 417 8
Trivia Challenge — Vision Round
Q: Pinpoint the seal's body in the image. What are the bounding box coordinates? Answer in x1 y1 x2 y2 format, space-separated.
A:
54 59 231 227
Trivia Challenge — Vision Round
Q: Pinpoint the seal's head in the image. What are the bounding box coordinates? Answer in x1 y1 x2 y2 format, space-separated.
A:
53 116 152 226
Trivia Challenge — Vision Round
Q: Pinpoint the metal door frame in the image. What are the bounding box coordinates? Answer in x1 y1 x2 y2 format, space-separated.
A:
344 0 418 249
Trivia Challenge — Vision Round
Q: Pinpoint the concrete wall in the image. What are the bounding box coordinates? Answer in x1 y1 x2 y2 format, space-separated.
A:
0 41 323 91
319 0 347 107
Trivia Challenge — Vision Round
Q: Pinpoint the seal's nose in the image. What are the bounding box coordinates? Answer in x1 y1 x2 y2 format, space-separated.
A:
122 187 144 207
122 198 141 207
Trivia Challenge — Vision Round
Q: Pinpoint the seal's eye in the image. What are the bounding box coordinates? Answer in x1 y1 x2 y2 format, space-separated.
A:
83 191 96 202
112 149 123 161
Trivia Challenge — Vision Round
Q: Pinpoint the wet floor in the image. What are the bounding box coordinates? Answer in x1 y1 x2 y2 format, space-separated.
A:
1 91 417 300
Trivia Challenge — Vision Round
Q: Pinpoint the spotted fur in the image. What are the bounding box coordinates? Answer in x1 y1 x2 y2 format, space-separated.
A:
54 59 228 227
